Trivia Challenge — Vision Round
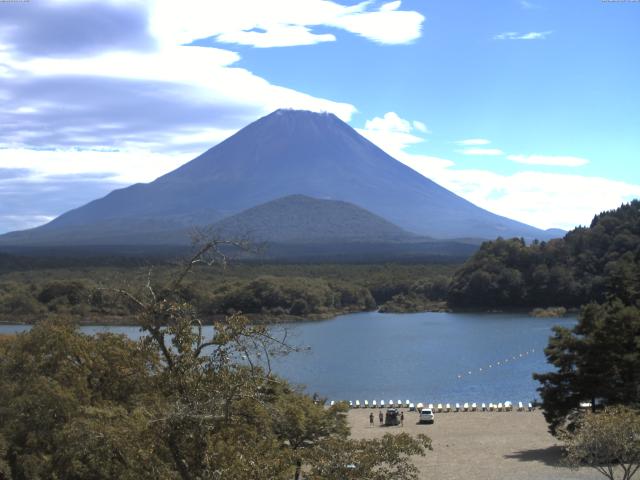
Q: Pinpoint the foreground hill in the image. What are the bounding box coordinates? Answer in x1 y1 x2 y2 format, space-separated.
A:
448 200 640 309
0 109 556 247
211 195 415 243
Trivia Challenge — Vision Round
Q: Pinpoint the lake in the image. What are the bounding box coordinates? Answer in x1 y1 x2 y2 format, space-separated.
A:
0 311 575 405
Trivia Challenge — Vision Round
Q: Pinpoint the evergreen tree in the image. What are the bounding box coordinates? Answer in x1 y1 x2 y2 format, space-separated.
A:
534 301 640 434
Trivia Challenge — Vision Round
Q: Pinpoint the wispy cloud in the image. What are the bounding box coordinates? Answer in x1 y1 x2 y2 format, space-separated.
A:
0 168 32 180
519 0 538 9
494 31 552 41
459 148 504 156
456 138 491 146
0 171 124 233
413 120 430 134
435 170 640 231
507 154 589 167
0 147 198 234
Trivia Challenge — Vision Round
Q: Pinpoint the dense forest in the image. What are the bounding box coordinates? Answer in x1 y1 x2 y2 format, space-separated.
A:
0 241 432 479
448 201 640 309
0 262 458 324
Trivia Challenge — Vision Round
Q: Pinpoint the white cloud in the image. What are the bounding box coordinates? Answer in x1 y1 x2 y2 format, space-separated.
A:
12 45 357 124
216 25 336 48
358 111 454 180
151 0 425 48
494 31 552 41
438 170 640 231
364 112 413 133
520 31 551 40
380 1 402 12
507 154 589 167
457 138 491 146
357 111 429 159
330 6 425 45
459 148 504 156
412 120 430 133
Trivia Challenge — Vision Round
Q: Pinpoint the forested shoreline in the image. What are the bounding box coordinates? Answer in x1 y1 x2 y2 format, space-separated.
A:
449 201 640 310
0 262 457 325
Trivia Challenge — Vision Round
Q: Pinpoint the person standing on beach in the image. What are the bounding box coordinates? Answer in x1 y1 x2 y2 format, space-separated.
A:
369 412 374 427
379 411 383 425
400 411 404 426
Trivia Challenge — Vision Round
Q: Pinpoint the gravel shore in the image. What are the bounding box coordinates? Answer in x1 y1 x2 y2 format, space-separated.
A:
347 408 602 480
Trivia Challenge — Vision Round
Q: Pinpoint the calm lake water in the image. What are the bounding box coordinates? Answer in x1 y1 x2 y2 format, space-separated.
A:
1 311 575 404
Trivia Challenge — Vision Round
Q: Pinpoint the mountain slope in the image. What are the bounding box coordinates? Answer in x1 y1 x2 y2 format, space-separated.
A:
0 109 556 245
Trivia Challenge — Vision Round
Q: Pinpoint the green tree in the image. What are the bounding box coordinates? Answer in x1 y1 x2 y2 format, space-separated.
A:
307 432 432 480
0 238 433 479
271 391 349 480
0 432 9 480
534 301 640 434
0 319 159 479
562 406 640 480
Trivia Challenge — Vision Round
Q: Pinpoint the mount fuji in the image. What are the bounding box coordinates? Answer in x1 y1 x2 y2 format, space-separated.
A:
0 109 558 248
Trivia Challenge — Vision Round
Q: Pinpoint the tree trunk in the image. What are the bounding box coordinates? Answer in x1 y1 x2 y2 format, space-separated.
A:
168 431 192 480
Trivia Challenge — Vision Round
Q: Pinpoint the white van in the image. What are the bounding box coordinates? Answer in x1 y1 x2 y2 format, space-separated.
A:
419 408 435 424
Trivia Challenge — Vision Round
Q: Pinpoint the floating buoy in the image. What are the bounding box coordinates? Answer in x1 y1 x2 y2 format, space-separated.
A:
455 346 540 380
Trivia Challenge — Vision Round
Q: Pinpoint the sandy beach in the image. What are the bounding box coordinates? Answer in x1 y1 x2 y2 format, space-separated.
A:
347 408 602 480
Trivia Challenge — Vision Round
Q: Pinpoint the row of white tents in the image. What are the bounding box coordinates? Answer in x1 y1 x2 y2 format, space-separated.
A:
330 400 534 412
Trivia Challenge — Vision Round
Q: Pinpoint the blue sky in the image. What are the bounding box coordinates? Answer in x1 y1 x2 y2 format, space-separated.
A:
0 0 639 233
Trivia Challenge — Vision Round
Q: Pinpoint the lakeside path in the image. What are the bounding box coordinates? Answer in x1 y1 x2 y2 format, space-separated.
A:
347 409 602 480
